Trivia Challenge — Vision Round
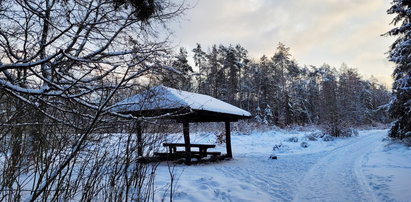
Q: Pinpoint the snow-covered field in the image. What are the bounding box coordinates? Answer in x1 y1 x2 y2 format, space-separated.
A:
154 129 411 202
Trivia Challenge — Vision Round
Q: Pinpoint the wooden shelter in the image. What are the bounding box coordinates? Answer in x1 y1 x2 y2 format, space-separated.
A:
112 85 251 164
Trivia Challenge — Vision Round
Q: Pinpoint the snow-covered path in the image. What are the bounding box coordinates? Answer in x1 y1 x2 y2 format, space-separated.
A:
155 129 409 202
293 133 381 202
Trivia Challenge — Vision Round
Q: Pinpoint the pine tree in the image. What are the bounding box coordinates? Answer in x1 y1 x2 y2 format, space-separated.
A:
218 45 232 101
338 65 364 125
235 44 250 107
216 44 248 105
306 66 322 124
369 79 391 124
319 64 344 136
161 47 193 90
289 66 310 125
386 0 411 140
260 54 280 124
238 58 256 111
173 47 194 90
208 45 222 97
272 43 293 126
192 43 207 93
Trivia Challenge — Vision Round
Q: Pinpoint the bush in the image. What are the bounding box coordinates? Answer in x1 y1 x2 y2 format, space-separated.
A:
272 143 289 153
339 128 359 137
322 135 335 141
322 122 349 137
352 129 359 136
304 133 319 141
300 142 309 148
403 136 411 146
286 137 298 142
215 132 226 144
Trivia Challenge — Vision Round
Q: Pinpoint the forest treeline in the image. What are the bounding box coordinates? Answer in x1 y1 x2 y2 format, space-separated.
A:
154 43 391 135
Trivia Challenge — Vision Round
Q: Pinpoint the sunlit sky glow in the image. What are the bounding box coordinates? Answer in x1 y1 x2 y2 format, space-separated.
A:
170 0 395 87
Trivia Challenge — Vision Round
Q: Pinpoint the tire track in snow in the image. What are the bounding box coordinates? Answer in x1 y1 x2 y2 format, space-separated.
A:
293 133 383 202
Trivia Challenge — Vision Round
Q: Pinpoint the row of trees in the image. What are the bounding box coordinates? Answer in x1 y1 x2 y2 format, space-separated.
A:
158 43 391 135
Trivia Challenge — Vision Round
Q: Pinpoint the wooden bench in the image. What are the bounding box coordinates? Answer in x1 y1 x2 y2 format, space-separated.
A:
158 143 221 159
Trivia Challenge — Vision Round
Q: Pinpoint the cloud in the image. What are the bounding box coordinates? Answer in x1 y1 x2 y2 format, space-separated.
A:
171 0 395 86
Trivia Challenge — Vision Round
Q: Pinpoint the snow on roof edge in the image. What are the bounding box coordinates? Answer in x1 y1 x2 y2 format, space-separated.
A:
113 85 252 117
162 86 251 117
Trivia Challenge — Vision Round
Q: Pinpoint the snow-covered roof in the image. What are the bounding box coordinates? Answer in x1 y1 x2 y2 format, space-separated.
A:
112 85 251 118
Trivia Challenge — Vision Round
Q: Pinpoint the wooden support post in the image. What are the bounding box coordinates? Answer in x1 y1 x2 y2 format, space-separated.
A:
183 122 191 164
136 121 143 157
225 121 232 158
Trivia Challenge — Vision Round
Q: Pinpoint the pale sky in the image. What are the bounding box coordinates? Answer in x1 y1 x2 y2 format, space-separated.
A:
170 0 395 87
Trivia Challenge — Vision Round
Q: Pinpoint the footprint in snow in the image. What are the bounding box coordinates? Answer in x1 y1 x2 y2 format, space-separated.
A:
195 177 220 187
239 184 250 190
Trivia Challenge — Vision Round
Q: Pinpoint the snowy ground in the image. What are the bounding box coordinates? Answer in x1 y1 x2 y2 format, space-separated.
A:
154 129 411 202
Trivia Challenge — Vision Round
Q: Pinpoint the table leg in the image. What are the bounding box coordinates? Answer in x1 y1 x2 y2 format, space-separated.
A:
200 148 207 157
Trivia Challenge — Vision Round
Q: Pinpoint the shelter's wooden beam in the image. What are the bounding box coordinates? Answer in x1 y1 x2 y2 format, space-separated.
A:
183 122 191 164
177 118 239 123
136 121 143 157
225 121 232 158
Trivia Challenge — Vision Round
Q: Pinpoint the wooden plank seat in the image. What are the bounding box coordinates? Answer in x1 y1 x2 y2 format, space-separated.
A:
163 143 216 148
155 151 221 160
153 152 183 160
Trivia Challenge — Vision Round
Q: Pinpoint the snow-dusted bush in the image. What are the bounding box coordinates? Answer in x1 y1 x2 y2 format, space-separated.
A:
304 134 318 141
300 142 309 148
322 135 335 142
351 128 359 136
215 132 226 144
338 128 359 137
322 123 360 138
191 121 275 135
286 137 299 142
272 143 290 153
403 136 411 146
304 131 325 141
233 120 277 134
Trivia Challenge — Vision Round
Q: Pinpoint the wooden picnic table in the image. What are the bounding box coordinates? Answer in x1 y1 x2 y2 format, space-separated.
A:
158 143 221 159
